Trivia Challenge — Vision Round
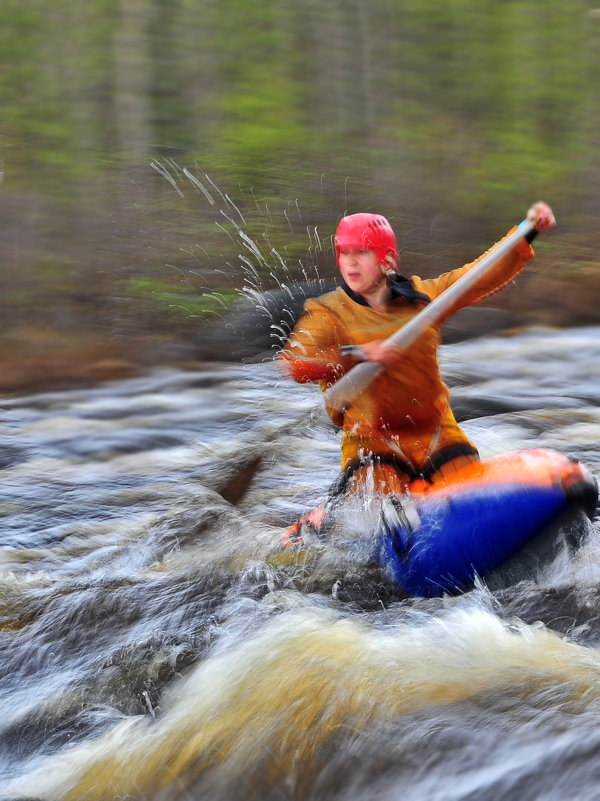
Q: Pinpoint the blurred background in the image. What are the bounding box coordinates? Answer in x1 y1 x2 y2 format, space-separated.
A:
1 0 599 390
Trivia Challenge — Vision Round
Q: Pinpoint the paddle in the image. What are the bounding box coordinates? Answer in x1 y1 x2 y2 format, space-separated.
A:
323 219 536 413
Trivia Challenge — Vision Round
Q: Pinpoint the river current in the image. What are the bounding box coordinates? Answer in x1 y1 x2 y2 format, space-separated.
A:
1 326 599 801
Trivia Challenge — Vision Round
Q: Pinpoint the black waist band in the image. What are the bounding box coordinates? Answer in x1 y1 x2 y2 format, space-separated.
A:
329 442 479 497
421 442 480 481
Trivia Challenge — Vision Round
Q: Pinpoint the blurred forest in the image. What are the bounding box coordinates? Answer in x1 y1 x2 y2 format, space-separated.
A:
0 0 599 389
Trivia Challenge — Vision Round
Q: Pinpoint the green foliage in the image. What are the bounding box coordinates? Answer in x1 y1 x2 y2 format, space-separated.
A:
127 278 239 322
1 0 599 337
2 0 597 209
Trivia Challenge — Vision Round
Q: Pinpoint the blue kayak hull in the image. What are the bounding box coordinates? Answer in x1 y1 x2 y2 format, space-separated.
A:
380 482 569 597
377 449 597 597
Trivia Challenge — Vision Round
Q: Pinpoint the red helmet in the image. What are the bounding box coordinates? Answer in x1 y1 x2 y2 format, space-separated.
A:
335 213 398 266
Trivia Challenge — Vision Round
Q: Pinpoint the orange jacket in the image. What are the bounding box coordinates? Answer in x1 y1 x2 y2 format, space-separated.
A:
280 228 534 437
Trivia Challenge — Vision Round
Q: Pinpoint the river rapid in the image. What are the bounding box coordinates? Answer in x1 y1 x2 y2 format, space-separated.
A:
1 326 599 801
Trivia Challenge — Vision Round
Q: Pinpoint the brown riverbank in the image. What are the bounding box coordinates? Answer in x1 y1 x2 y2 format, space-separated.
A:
0 230 600 394
1 259 597 396
0 328 205 395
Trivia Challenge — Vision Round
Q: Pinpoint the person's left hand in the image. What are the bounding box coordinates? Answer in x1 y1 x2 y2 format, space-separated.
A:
359 340 405 369
526 201 556 232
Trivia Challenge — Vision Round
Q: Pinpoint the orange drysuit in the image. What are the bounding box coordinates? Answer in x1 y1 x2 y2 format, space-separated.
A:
280 229 535 493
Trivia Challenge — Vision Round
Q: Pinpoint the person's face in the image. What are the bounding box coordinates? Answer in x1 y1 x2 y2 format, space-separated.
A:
338 248 386 296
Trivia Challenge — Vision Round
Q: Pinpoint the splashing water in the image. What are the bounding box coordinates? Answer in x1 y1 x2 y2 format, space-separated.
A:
0 317 599 800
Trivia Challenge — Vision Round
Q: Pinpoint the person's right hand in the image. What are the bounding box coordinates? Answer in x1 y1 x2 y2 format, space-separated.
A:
526 202 556 232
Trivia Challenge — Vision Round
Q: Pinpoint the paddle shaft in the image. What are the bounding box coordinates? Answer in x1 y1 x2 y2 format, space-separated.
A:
323 220 536 413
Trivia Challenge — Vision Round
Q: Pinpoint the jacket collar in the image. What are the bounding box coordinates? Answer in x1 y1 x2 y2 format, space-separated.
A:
340 273 430 307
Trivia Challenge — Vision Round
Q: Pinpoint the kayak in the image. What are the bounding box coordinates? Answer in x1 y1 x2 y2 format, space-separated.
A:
283 448 598 598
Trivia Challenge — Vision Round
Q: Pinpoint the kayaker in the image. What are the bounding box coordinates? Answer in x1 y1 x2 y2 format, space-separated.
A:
278 203 556 495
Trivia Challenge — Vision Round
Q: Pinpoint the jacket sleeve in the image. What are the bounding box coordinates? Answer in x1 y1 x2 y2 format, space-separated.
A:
410 227 535 319
278 298 356 384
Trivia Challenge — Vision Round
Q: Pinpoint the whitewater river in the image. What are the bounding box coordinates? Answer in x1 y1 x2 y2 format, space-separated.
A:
1 326 599 801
